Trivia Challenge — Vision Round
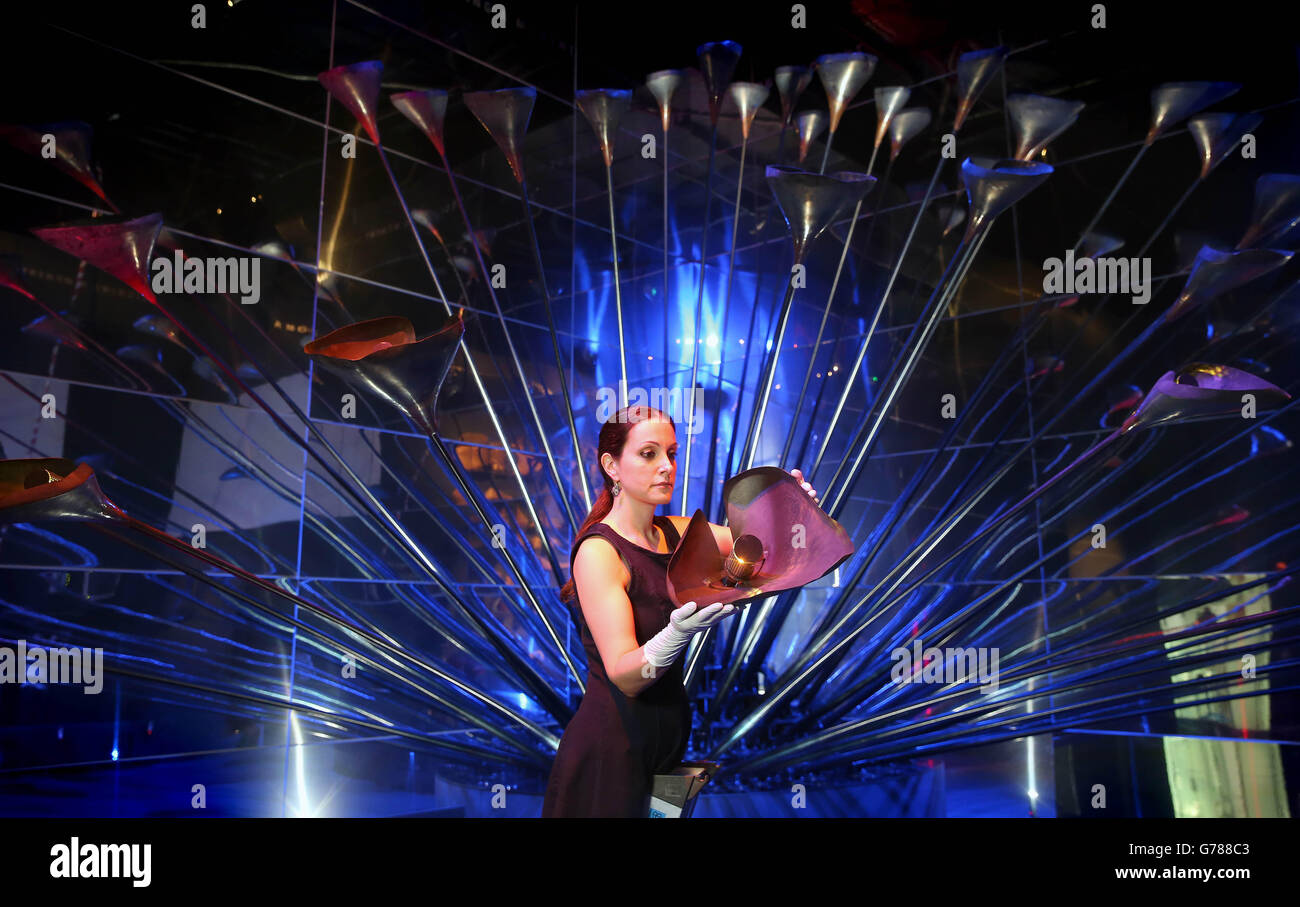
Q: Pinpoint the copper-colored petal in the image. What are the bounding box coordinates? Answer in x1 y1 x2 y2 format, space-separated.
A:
305 314 464 434
0 459 115 523
666 468 855 607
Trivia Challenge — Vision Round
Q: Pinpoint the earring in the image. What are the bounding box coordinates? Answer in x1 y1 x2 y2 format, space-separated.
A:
612 480 621 497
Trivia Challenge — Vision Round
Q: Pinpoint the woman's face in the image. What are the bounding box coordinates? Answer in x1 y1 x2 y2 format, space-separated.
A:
607 418 677 504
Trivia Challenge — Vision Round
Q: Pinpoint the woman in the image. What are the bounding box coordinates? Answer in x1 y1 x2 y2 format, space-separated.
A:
541 404 818 817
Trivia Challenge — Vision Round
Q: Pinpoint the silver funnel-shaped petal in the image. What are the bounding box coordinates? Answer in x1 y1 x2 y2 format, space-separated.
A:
646 69 684 132
304 314 465 436
134 313 188 353
0 458 118 524
1122 363 1289 433
0 256 35 299
795 110 828 164
22 313 86 350
192 356 238 405
873 86 911 152
0 121 114 208
252 240 293 262
575 89 632 167
766 165 875 259
1146 81 1240 145
1165 245 1293 323
118 345 182 393
1079 231 1124 259
960 157 1053 241
774 65 813 127
889 107 931 161
814 51 877 133
31 213 163 304
954 46 1007 132
1237 173 1300 249
1008 93 1085 160
1188 112 1262 180
317 60 384 144
697 40 744 126
391 89 449 157
728 81 770 140
462 87 536 185
410 209 445 242
936 204 966 238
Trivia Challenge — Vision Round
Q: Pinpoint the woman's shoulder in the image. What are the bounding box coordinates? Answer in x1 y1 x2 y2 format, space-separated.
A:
663 514 691 535
572 521 616 554
571 525 629 584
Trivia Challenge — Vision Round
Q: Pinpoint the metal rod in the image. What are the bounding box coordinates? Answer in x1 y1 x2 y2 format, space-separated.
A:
423 430 585 694
781 152 894 470
520 177 593 513
702 128 751 516
680 122 719 516
369 141 569 587
716 390 1300 758
823 228 989 519
101 510 559 751
428 144 580 535
603 160 629 410
713 173 961 709
663 122 671 389
1072 142 1148 253
819 127 836 174
778 197 866 469
807 156 946 482
710 427 1122 758
738 268 801 472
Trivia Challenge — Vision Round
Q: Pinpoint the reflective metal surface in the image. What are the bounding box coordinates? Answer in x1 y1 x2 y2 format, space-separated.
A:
2 3 1298 820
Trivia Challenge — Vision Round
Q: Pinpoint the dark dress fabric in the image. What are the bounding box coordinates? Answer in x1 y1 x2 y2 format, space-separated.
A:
542 514 691 818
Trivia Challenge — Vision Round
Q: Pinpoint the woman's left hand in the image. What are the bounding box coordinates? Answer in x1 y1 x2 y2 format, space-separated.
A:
789 468 819 505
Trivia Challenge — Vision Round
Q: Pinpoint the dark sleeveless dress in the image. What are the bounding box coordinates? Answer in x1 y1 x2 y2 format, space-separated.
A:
541 514 691 817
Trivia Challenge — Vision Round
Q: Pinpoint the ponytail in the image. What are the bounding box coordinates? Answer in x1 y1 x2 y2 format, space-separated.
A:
560 485 614 604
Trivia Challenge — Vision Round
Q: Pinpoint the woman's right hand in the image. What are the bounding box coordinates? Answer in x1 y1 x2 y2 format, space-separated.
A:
670 600 739 634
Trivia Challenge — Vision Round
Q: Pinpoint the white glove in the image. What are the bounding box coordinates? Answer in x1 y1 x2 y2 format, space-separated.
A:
642 601 736 669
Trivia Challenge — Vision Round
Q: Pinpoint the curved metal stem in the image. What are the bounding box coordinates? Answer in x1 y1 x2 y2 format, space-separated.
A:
520 177 593 513
423 431 584 693
603 161 628 409
104 510 559 751
680 122 719 516
808 156 946 482
702 131 750 517
429 145 580 535
738 265 802 473
1072 143 1148 253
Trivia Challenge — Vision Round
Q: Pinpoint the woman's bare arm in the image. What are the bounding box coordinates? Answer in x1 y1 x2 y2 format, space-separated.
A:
572 536 667 698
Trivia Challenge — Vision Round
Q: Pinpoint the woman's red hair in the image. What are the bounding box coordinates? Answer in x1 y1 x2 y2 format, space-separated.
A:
560 404 674 603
